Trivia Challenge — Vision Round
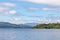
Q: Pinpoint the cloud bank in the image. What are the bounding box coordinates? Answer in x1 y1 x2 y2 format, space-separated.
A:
28 7 60 11
0 2 16 15
21 0 60 6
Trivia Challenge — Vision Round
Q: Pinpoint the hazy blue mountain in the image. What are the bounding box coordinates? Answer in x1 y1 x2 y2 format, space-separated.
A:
0 22 19 28
24 23 39 27
0 22 31 28
17 24 31 28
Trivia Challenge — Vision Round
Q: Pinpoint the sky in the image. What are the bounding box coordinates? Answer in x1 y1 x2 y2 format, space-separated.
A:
0 0 60 24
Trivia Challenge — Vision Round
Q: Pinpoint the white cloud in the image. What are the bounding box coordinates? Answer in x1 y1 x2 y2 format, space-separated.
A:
42 8 60 11
1 2 15 7
1 17 60 24
0 7 9 13
0 7 5 12
29 19 60 24
27 7 60 11
8 10 17 14
0 2 16 14
21 0 60 6
28 7 39 10
5 18 26 24
5 10 17 14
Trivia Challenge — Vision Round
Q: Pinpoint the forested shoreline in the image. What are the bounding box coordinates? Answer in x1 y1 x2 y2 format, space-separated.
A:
33 23 60 29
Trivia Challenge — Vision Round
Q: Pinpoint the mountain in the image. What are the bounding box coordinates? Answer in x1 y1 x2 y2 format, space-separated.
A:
0 22 19 28
0 22 31 28
17 24 31 28
24 23 39 27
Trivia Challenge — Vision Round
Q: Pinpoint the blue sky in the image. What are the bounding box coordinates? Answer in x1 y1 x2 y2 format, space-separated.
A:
0 0 60 24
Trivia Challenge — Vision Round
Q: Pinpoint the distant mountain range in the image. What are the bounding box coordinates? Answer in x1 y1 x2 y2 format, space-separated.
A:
24 23 39 27
0 22 38 28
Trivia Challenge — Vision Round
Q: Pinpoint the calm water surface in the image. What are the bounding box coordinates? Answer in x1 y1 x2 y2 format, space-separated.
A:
0 28 60 40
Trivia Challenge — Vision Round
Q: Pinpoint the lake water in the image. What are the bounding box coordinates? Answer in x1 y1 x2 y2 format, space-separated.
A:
0 28 60 40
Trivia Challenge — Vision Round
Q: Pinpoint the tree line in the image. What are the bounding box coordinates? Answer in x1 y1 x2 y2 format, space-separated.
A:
33 23 60 29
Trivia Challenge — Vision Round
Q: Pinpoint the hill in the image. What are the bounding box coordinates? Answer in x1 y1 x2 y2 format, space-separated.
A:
33 23 60 29
0 22 31 28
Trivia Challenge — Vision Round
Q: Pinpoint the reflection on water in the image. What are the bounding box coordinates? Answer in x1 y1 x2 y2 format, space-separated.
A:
0 28 60 40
